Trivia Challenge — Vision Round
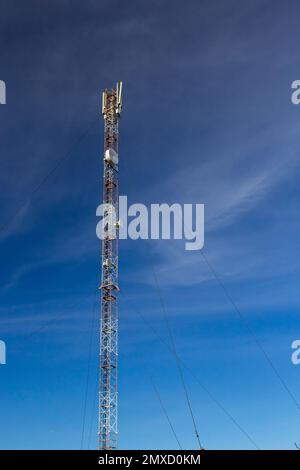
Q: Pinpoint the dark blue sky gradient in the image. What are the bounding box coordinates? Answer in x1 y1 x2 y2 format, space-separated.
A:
1 0 300 449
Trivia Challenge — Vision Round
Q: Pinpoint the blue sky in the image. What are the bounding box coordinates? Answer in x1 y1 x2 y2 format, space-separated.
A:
1 0 300 449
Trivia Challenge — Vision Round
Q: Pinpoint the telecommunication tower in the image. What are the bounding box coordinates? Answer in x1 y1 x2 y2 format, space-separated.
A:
99 82 122 450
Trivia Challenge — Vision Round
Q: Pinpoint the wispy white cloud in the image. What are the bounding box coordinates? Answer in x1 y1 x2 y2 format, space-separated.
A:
122 120 300 290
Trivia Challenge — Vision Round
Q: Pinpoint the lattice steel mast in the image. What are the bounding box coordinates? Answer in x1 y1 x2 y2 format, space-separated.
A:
99 82 122 450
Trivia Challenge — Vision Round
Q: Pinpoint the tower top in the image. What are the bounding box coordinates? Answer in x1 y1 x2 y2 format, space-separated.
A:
102 81 123 117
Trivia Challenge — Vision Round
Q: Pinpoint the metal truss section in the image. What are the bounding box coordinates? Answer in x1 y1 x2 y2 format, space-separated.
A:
98 82 122 450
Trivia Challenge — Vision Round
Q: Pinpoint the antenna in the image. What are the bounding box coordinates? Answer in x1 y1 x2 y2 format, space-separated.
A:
116 81 122 115
98 82 122 450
